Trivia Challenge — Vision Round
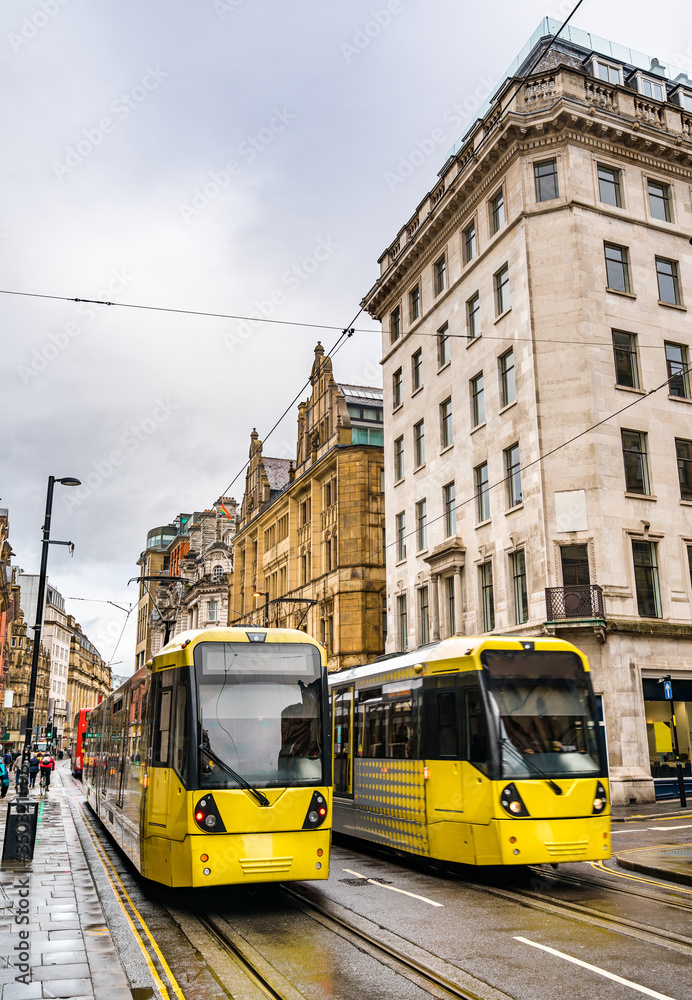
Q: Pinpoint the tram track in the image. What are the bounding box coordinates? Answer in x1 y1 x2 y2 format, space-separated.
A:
172 885 513 1000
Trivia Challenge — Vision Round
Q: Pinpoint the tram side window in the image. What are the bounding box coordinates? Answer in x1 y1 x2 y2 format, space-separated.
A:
171 675 189 785
361 691 415 759
437 692 458 758
333 687 353 795
152 672 174 766
462 685 491 775
362 695 385 758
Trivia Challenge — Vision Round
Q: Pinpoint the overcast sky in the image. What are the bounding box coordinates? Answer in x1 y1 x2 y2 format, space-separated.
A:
2 0 690 676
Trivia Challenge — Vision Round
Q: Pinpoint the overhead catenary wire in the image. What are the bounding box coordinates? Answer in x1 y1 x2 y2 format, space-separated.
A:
386 359 692 553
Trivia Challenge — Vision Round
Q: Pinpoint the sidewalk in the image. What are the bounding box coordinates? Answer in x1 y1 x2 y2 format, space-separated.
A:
0 764 131 1000
612 799 692 889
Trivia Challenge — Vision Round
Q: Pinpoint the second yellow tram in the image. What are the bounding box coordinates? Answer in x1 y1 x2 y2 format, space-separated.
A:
330 635 610 866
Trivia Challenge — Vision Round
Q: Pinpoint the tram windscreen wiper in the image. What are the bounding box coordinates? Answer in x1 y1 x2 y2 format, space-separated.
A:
500 738 562 795
200 744 270 806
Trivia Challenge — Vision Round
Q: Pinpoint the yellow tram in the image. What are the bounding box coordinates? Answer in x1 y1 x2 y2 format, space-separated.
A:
330 635 610 866
83 627 331 887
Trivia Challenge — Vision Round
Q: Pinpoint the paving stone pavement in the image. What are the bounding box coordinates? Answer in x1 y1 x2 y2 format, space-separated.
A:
0 766 132 1000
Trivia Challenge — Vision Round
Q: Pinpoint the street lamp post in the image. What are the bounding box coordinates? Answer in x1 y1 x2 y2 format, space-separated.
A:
252 591 270 628
22 477 80 781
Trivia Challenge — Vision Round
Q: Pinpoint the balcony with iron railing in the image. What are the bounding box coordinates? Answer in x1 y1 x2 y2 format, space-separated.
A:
545 584 605 622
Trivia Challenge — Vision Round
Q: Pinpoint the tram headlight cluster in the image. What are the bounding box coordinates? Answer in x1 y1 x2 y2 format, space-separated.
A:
193 794 227 833
592 782 608 814
302 791 328 829
500 783 530 818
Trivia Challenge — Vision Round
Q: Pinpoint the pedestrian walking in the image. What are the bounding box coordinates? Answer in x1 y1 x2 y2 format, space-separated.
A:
28 754 40 789
0 759 9 798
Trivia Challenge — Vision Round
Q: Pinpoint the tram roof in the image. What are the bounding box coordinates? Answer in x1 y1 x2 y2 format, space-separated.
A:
328 634 584 685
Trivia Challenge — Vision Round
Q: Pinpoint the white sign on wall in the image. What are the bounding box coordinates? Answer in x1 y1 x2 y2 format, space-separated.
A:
555 490 588 533
3 690 13 709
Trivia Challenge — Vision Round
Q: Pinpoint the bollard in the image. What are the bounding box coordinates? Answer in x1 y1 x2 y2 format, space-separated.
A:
3 759 37 861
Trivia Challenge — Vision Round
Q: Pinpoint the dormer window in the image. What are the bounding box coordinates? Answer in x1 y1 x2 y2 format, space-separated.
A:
212 565 224 581
670 86 692 112
590 58 622 86
633 73 666 102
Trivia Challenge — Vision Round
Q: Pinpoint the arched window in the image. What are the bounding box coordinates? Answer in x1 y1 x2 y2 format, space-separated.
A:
212 565 223 581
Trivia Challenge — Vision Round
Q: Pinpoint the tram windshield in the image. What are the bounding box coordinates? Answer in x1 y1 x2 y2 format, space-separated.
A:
194 641 325 789
481 649 604 779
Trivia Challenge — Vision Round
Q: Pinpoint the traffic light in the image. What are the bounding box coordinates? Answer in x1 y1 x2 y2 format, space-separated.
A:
45 721 53 740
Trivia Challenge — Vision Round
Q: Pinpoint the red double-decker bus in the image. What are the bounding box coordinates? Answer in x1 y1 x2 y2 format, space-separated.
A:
71 708 91 778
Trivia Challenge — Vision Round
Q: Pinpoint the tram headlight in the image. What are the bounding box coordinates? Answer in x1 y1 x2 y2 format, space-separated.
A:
193 794 227 833
303 791 328 830
500 783 530 818
592 781 608 814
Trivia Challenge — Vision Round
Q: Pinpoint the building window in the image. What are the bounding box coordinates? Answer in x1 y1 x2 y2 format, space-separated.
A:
463 220 477 263
412 348 423 391
534 159 559 202
414 420 425 468
598 164 622 207
300 498 311 526
434 255 447 296
382 593 388 644
604 243 631 294
397 594 408 651
393 368 402 409
621 429 651 495
207 600 218 622
656 257 681 306
391 305 401 342
446 576 456 635
437 324 450 368
638 76 665 102
594 60 621 85
648 180 671 222
665 342 691 398
470 372 485 427
394 436 404 481
480 561 495 631
440 398 453 449
495 264 510 315
632 540 661 618
415 499 427 551
324 481 332 507
490 189 505 234
443 483 456 537
499 349 516 407
467 292 480 339
419 586 430 645
409 284 420 321
612 330 640 389
676 439 692 500
475 462 490 522
511 549 528 624
396 512 406 562
504 443 522 508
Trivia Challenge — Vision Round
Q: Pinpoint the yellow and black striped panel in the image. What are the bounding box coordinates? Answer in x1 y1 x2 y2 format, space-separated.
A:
354 759 429 855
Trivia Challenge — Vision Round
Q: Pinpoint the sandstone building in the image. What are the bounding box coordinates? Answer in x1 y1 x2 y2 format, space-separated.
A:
229 344 386 671
362 19 692 804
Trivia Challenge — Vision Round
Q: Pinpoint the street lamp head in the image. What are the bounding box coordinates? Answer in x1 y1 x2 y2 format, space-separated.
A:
252 591 268 598
57 477 81 487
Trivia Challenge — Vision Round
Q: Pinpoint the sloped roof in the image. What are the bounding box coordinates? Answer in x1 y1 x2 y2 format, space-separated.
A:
264 457 292 490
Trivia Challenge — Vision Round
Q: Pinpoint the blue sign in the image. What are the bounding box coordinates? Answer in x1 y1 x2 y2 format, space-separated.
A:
663 680 673 700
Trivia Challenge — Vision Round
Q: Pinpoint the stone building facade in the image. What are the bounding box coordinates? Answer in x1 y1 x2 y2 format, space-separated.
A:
362 18 692 804
134 515 191 669
229 344 386 672
43 584 71 743
63 616 111 745
4 570 50 750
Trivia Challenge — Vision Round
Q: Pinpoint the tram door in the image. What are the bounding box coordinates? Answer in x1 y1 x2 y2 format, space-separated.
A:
333 686 353 796
428 689 464 816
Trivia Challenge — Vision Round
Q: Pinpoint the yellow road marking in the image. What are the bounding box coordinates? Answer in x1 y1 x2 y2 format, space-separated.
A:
78 805 187 1000
589 858 692 896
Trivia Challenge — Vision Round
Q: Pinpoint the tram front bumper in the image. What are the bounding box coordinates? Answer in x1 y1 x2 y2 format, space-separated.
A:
187 828 331 886
492 815 611 865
